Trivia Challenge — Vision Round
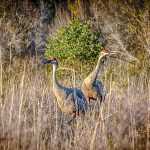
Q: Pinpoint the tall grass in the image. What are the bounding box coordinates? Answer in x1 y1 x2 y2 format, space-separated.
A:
0 0 149 149
0 57 149 149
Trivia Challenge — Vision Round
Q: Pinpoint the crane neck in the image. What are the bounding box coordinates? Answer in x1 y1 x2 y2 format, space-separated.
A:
88 54 104 82
52 64 59 87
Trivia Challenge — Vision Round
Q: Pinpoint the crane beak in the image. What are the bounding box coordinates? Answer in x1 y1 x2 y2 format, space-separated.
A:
42 60 51 64
109 51 120 55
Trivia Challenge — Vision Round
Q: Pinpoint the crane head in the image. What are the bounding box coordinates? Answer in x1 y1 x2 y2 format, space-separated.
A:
43 57 58 65
100 49 109 54
100 49 119 58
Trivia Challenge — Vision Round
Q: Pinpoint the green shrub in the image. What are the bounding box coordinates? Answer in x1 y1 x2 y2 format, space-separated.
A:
45 19 104 64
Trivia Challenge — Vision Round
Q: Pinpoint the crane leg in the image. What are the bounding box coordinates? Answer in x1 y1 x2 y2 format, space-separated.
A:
86 98 90 107
68 113 76 125
88 98 93 113
97 94 103 105
89 99 90 105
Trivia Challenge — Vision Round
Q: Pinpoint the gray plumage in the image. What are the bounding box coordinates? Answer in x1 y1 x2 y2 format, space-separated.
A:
82 50 117 104
43 58 87 123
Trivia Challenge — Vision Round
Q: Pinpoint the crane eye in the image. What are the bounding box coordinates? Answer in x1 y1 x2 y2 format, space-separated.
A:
101 49 109 53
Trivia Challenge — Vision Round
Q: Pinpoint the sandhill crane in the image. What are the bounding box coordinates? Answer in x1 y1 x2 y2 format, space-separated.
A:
82 49 118 105
43 58 88 124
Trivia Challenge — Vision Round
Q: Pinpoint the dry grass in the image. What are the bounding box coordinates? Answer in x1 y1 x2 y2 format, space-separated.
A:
0 0 150 149
0 58 149 150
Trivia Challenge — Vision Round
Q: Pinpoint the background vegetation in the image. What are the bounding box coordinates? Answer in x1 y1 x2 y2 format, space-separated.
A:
0 0 149 149
45 19 104 64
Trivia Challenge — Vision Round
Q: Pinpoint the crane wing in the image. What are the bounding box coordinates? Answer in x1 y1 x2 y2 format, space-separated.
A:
57 83 85 100
66 92 88 114
96 80 106 101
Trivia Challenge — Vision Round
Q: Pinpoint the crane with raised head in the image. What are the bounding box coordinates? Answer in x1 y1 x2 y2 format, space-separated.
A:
82 49 118 105
43 58 88 124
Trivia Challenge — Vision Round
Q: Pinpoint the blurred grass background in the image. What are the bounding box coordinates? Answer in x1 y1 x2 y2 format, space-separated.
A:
0 0 150 149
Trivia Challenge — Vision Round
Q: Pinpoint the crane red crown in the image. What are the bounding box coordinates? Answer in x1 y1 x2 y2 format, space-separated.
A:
101 49 109 53
50 57 56 61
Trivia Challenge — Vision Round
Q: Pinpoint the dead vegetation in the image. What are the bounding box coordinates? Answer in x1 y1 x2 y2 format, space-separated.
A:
0 0 150 149
0 58 149 149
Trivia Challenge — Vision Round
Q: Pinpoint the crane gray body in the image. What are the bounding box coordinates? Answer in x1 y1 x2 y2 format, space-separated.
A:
82 51 108 104
43 58 88 123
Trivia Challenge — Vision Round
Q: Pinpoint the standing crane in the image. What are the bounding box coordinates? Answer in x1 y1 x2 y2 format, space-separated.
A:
82 49 118 105
43 58 88 124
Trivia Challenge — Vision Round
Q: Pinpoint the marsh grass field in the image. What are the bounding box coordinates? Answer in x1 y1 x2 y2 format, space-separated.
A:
0 57 149 150
0 0 150 149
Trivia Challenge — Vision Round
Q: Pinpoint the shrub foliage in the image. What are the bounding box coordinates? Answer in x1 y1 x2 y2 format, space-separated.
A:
45 19 104 63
